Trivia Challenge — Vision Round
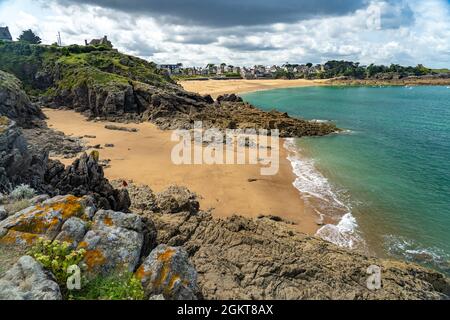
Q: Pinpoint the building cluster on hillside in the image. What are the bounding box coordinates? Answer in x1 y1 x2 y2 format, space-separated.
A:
157 62 327 79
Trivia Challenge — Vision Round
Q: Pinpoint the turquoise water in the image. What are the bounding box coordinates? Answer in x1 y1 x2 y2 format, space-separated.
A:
242 86 450 273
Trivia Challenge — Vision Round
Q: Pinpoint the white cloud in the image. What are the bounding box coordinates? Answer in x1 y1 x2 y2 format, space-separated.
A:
0 0 449 68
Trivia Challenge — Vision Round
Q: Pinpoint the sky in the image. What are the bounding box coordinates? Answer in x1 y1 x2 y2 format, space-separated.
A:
0 0 449 68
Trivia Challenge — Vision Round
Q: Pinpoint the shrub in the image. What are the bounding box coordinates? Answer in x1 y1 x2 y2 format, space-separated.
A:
28 239 86 286
9 184 36 200
70 273 145 300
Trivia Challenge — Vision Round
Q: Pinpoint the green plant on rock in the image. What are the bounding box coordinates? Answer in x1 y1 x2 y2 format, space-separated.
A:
70 273 145 300
9 184 36 200
28 239 86 286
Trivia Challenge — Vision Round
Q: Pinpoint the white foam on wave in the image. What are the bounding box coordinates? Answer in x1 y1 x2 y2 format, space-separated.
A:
384 235 450 272
284 138 364 249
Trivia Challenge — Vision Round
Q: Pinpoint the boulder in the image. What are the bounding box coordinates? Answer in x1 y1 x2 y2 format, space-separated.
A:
54 217 88 249
0 71 44 128
0 255 62 300
0 205 6 221
44 152 131 211
0 118 48 193
135 244 198 300
0 195 94 247
155 185 199 214
77 210 146 276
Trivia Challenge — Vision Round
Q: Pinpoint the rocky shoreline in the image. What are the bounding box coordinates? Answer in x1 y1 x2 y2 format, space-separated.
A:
1 44 450 300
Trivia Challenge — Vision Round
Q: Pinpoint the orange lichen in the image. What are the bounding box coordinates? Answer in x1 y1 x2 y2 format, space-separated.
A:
157 248 175 262
167 275 181 291
84 249 106 270
0 230 40 246
135 265 152 281
34 196 83 220
78 241 88 248
103 216 113 226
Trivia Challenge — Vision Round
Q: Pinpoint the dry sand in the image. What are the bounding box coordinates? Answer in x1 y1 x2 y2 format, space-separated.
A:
44 108 322 234
179 79 325 98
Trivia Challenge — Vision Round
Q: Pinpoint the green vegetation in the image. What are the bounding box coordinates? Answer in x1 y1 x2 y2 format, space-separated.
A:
28 239 86 286
0 41 173 96
276 60 438 80
69 273 145 300
17 29 42 44
9 184 36 200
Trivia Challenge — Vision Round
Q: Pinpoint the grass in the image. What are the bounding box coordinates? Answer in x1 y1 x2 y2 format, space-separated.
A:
69 273 145 300
5 199 31 215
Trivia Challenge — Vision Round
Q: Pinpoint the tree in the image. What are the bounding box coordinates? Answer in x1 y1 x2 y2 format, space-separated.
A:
17 29 41 44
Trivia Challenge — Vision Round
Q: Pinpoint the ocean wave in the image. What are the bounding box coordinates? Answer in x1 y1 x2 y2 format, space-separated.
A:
384 235 450 273
284 138 364 250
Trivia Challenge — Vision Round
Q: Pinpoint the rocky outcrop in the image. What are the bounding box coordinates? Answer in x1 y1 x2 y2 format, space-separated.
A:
44 152 130 211
78 209 149 277
155 186 200 215
0 188 449 300
150 211 450 300
136 244 199 300
0 71 44 128
0 118 48 193
122 183 450 300
0 255 62 300
0 195 95 247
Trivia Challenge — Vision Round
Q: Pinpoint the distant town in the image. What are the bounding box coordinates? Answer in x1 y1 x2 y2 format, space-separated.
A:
158 61 449 81
1 26 449 82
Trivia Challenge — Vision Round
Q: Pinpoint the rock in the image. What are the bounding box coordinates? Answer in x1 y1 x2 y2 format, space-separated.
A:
0 195 93 247
217 93 243 103
150 208 450 300
104 125 138 132
28 194 50 206
149 294 165 300
78 209 146 276
155 185 199 214
112 180 157 214
104 143 114 148
44 152 130 211
22 125 85 159
0 205 6 221
0 71 45 128
0 118 48 193
0 255 62 300
54 217 87 249
135 244 198 300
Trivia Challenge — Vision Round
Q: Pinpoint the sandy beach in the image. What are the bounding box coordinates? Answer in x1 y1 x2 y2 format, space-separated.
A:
179 79 325 98
44 108 323 234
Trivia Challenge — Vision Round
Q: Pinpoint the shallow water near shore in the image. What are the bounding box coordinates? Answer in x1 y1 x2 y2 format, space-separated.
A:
242 86 450 273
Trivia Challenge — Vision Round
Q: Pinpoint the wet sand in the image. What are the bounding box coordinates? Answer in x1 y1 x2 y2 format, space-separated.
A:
179 79 325 98
44 108 322 234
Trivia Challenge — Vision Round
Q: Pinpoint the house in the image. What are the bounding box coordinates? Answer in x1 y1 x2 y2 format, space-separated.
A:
158 63 183 75
0 27 12 42
86 36 113 48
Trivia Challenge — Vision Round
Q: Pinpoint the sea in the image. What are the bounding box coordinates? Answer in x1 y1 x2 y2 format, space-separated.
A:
242 86 450 274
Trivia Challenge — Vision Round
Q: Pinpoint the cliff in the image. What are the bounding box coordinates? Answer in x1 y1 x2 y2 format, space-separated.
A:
0 42 337 137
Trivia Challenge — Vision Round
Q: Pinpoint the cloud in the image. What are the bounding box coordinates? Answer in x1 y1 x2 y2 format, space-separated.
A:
56 0 367 27
0 0 449 68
